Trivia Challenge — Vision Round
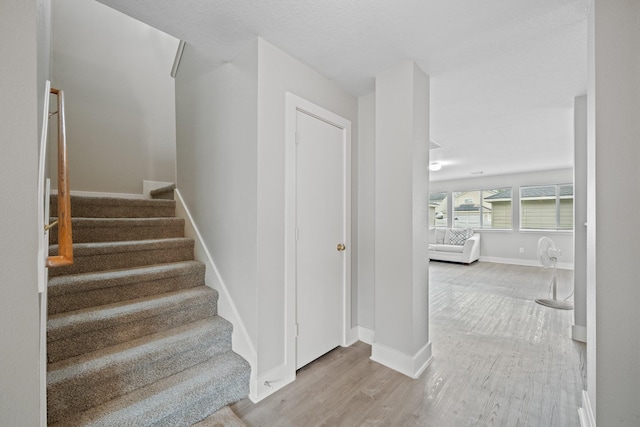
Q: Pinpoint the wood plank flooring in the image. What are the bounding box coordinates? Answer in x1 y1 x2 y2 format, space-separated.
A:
232 261 586 426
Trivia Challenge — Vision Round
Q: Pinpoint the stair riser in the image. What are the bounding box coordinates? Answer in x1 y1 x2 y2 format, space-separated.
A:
48 330 232 424
48 265 206 315
48 299 217 363
50 196 175 218
49 219 185 244
48 243 194 277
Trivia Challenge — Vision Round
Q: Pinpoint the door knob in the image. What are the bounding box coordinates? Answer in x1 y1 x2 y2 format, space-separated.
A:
337 243 346 251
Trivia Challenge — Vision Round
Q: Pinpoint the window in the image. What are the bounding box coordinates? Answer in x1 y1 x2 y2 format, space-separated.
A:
429 192 448 227
454 188 512 229
520 184 574 230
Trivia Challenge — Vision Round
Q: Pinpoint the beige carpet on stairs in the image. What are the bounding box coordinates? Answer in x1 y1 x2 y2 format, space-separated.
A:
47 194 251 426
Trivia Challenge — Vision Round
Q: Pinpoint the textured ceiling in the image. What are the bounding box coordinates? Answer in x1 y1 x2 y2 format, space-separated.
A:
98 0 589 181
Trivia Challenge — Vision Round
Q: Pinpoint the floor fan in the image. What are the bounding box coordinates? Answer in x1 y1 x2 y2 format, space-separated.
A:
535 236 573 310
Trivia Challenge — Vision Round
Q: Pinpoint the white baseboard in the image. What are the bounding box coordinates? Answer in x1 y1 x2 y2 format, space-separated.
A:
357 327 375 345
253 363 295 403
371 341 433 379
578 390 595 427
344 327 359 347
51 189 146 199
479 256 573 270
174 189 258 398
143 180 174 198
572 325 587 343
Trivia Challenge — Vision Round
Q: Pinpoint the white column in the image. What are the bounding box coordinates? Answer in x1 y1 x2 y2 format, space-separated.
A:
572 95 587 343
372 60 431 378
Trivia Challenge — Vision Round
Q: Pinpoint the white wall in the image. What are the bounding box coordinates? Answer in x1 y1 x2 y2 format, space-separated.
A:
0 0 46 424
174 38 358 398
175 42 259 351
256 38 359 374
588 1 640 424
52 0 178 194
37 0 51 136
357 93 376 331
430 168 575 268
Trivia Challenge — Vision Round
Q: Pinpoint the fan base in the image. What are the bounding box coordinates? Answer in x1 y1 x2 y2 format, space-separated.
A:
535 299 573 310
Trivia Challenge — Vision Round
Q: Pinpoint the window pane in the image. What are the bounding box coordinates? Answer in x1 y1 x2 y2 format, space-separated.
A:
483 188 512 229
521 198 557 229
454 191 481 228
429 192 447 227
520 184 574 230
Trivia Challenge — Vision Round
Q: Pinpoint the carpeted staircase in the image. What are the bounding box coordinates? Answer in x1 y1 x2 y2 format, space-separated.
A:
47 194 250 426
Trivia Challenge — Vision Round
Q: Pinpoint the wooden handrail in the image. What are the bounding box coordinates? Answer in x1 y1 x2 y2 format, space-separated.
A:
47 88 73 268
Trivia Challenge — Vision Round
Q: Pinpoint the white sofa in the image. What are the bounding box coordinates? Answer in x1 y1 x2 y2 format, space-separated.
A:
429 228 480 264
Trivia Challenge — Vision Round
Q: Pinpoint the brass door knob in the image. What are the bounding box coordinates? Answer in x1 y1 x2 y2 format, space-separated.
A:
337 243 346 251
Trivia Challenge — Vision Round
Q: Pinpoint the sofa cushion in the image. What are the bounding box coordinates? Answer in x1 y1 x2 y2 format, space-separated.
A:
431 244 464 253
447 228 473 245
428 228 447 244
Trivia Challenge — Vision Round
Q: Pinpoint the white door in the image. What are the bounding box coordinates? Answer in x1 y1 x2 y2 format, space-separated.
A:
295 109 345 369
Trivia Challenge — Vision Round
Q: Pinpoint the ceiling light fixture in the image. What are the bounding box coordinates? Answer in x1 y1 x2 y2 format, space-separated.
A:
429 162 442 172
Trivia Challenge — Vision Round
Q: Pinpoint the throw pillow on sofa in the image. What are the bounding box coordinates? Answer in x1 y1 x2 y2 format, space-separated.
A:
448 228 473 245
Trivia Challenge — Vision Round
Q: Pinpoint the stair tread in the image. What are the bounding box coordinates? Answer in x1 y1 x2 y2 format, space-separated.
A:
48 287 215 341
47 261 206 315
52 194 176 207
56 217 183 226
50 351 250 427
47 238 195 278
50 195 176 218
48 316 232 384
49 217 185 244
49 237 193 255
48 260 205 294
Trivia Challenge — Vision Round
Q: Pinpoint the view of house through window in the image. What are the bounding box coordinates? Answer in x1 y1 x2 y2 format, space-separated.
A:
430 186 572 230
429 192 447 227
453 188 512 229
520 184 574 230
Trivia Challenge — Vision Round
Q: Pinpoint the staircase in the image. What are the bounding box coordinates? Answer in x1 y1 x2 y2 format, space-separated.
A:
46 194 250 426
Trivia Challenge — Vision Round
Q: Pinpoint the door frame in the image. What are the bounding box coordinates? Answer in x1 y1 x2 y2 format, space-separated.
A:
284 92 352 379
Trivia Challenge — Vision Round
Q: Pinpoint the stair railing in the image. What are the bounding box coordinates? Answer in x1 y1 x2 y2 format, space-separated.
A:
46 87 73 268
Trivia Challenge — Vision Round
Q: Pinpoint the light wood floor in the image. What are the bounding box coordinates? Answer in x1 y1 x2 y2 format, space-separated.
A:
232 261 586 426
